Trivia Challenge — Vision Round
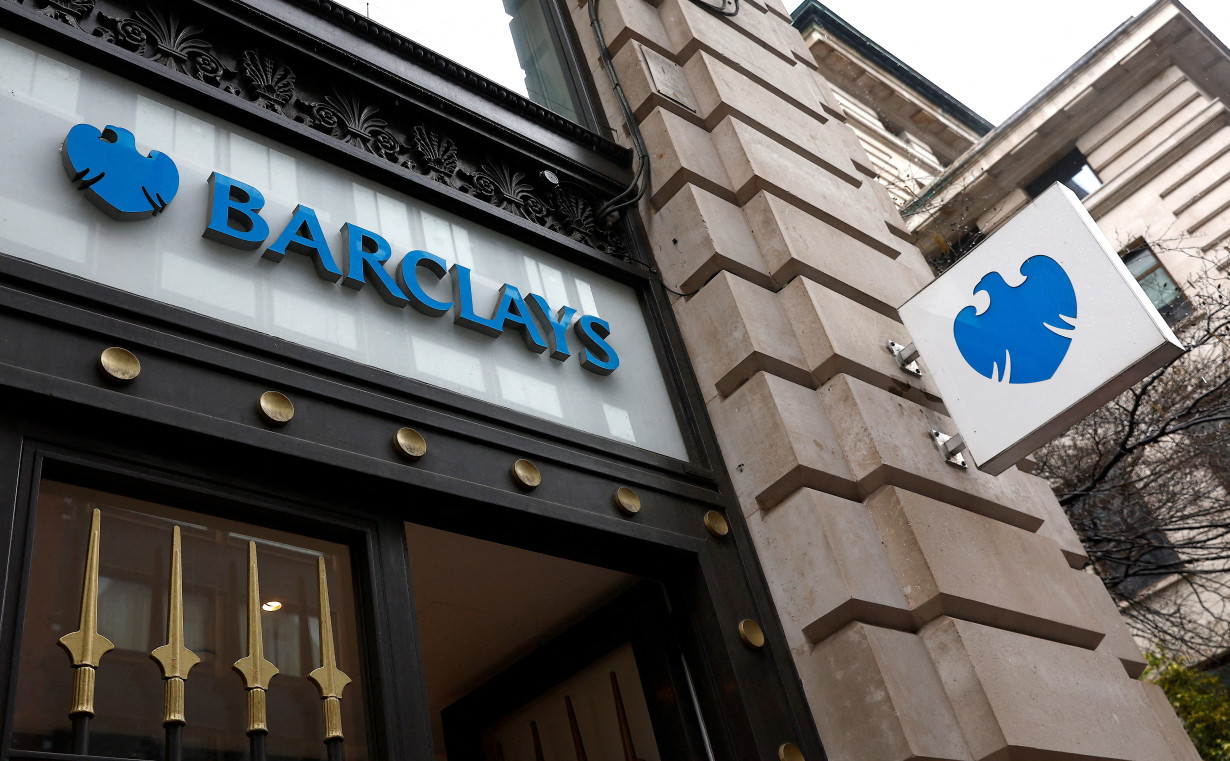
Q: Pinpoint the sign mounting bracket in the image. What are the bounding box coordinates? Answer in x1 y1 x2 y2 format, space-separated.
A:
931 430 967 468
886 340 922 377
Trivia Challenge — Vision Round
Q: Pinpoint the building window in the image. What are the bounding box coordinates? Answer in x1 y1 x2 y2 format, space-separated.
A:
1123 245 1192 325
11 481 370 761
1082 485 1182 598
331 0 585 124
1025 147 1104 200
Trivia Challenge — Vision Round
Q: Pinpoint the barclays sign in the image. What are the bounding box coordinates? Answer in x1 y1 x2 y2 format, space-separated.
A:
0 30 687 456
61 122 618 376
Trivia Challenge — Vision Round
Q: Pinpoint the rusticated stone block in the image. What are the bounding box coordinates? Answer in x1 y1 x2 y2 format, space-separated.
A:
819 374 1048 531
645 184 774 293
1071 569 1147 677
657 0 832 122
743 191 929 316
711 112 863 194
798 623 972 761
1137 680 1202 761
1021 472 1090 569
760 0 793 24
684 52 852 166
779 277 939 403
708 373 857 512
569 0 675 62
922 617 1176 761
674 272 811 400
714 124 914 265
747 489 911 646
639 108 734 209
866 486 1105 649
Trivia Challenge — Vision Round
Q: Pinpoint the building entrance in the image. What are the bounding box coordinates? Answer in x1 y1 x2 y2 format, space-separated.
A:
5 458 706 761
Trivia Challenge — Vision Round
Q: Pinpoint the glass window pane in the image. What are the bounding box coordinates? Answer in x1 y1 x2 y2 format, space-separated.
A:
1124 248 1159 279
1138 268 1182 312
12 481 370 761
331 0 583 124
1070 164 1103 196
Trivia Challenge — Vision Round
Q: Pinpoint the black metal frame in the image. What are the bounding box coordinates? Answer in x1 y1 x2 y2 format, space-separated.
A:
0 1 830 759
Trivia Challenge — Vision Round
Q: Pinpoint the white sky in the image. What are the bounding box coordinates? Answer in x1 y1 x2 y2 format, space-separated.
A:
814 0 1230 125
332 0 1230 127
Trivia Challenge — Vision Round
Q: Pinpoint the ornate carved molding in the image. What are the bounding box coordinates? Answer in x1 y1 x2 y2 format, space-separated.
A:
10 0 629 256
287 0 623 161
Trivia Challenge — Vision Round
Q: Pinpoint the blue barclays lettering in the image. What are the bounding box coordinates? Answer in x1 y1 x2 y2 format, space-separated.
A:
395 250 452 317
203 173 269 249
526 295 577 361
200 173 618 374
340 223 408 307
262 204 342 281
574 315 619 375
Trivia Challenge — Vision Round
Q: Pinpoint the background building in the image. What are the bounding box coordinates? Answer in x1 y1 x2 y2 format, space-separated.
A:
0 1 1206 761
797 0 1230 666
793 1 992 207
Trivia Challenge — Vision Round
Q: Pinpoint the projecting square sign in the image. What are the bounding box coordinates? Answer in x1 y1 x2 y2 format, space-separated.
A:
899 184 1185 475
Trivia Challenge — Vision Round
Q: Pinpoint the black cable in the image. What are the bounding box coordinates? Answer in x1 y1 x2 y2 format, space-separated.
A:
589 0 651 224
687 0 739 17
588 0 736 291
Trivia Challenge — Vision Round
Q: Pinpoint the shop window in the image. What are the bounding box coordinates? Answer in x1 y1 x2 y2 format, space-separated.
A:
1025 148 1103 200
1123 244 1192 325
10 481 370 761
331 0 585 124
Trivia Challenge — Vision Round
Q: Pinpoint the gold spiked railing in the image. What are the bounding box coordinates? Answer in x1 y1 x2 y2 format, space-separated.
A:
233 541 280 761
309 556 352 761
56 513 353 761
150 525 200 760
57 509 114 755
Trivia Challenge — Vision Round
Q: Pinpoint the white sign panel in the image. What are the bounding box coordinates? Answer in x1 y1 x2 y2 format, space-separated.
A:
0 29 690 459
899 185 1184 474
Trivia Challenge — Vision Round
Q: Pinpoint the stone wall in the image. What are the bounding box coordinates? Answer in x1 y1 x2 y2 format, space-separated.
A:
564 0 1200 758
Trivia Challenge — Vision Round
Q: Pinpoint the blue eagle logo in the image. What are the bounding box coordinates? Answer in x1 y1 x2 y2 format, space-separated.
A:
953 255 1077 384
62 124 179 220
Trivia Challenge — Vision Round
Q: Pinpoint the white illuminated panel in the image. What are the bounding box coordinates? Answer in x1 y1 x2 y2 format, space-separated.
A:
900 185 1184 474
0 30 688 459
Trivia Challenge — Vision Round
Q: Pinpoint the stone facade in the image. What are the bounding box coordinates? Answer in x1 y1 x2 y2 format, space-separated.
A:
563 0 1199 758
903 1 1230 280
793 2 991 208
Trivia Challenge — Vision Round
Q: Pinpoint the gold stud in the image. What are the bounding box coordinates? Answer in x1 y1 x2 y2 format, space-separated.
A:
511 459 541 490
98 347 140 383
778 743 804 761
393 427 427 460
738 618 765 649
258 391 294 426
704 510 729 537
614 486 641 515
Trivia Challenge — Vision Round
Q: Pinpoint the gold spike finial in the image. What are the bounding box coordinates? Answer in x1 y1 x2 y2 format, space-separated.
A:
233 541 279 734
58 509 114 717
151 526 200 725
59 509 115 668
151 527 200 679
309 556 351 740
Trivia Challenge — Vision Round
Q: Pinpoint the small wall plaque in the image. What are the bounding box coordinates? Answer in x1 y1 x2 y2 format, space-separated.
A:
638 43 698 113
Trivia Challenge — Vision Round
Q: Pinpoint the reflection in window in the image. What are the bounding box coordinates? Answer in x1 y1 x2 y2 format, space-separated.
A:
330 0 583 124
97 577 154 653
11 481 369 761
1123 245 1192 326
603 403 636 442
